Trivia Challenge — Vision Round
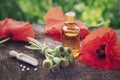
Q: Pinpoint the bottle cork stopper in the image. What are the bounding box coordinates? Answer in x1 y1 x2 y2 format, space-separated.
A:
66 12 75 16
65 12 76 23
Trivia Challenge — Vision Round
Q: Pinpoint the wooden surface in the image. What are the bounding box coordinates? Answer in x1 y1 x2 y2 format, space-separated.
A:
0 24 120 80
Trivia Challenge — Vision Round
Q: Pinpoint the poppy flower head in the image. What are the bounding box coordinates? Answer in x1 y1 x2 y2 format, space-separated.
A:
79 27 120 70
0 18 35 42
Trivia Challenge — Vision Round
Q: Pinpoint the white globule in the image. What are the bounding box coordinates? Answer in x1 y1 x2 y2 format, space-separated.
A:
22 68 25 71
20 64 23 67
27 68 30 71
34 68 38 71
23 66 26 69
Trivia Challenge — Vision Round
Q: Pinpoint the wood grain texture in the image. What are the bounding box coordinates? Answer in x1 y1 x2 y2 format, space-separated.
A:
0 24 120 80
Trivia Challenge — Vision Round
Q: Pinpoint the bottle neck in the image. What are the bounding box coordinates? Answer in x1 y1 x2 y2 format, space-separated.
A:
65 16 76 23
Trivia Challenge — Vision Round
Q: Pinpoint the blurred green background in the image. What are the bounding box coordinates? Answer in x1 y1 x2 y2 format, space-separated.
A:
0 0 120 28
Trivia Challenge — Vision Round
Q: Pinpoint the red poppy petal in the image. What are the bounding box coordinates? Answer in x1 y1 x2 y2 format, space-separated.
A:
112 44 120 57
102 44 120 70
45 21 64 41
0 19 8 38
44 7 65 21
112 44 120 61
0 23 4 38
11 23 35 42
76 20 90 39
44 7 65 41
82 28 117 45
48 32 62 41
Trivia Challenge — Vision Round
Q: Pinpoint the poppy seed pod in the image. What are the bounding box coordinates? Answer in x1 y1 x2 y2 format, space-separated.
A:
64 47 71 54
53 46 64 56
65 47 72 54
60 58 69 68
51 65 60 73
43 59 53 69
53 57 62 65
61 47 72 58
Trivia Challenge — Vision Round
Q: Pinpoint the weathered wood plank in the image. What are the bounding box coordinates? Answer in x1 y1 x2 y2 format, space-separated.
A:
0 24 120 80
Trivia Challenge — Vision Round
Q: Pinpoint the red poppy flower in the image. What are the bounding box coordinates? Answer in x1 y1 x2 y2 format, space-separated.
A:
0 18 35 43
78 28 120 70
44 7 89 41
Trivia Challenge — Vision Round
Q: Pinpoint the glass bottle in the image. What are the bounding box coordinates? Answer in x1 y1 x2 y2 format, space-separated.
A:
62 12 80 58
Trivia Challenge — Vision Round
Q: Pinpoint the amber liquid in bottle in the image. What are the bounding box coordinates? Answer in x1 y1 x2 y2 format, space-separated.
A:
62 12 80 58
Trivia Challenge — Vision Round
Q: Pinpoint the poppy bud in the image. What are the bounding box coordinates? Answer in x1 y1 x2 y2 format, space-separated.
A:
43 59 53 69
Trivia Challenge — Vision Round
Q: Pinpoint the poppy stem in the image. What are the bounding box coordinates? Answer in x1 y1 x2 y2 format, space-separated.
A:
0 37 11 44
